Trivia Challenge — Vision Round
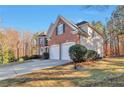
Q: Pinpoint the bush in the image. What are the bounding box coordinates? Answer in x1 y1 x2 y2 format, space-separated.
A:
69 44 87 62
22 55 29 60
30 55 41 59
18 58 24 63
85 50 98 62
43 52 49 59
21 55 42 60
69 44 87 69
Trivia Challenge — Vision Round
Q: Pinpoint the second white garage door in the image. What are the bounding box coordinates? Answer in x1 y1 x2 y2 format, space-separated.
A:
61 42 75 60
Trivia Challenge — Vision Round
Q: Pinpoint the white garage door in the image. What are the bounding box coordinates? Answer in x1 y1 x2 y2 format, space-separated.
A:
61 42 75 60
50 45 60 60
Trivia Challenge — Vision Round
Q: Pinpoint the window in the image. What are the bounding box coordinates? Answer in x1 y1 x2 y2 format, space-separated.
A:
88 27 95 37
92 31 95 37
56 24 65 35
39 37 44 45
39 37 46 46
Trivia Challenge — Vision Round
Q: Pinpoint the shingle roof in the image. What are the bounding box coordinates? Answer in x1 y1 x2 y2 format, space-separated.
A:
76 21 88 26
47 15 103 38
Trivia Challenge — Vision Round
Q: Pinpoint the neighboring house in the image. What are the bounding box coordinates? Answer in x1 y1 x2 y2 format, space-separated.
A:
36 32 48 55
47 16 104 60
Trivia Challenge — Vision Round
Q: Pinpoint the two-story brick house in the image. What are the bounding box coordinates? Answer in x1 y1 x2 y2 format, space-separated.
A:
48 16 104 60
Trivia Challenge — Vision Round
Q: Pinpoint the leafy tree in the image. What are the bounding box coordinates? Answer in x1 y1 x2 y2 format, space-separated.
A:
0 26 34 63
112 6 124 34
107 5 124 56
23 32 33 57
0 48 3 64
92 21 108 39
3 45 9 64
92 21 104 31
69 44 87 69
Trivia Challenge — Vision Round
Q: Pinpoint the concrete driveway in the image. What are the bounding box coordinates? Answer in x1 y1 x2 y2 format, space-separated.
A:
0 59 70 81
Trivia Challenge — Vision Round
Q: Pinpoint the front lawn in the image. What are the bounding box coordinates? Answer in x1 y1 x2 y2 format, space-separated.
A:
0 57 124 87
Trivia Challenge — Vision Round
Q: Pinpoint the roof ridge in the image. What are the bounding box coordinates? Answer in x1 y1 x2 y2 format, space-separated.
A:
59 15 79 29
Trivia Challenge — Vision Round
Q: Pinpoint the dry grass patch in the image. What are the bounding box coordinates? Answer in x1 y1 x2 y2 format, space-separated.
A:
18 69 91 79
103 57 124 62
0 57 124 87
14 79 76 87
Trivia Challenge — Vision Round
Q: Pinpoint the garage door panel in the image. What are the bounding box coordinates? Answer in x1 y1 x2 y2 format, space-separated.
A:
61 42 75 60
50 45 60 60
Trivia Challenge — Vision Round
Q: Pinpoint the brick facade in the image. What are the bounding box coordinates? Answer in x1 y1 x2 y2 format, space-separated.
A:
48 19 80 46
48 16 104 58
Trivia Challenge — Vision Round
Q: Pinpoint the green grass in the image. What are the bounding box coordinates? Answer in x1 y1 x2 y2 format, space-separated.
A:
0 57 124 87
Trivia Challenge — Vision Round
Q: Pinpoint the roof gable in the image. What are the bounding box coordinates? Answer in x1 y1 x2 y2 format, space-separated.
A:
47 16 104 38
54 16 79 32
47 16 79 38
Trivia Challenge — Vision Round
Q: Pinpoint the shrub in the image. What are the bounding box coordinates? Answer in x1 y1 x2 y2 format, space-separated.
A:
69 44 87 69
19 58 24 63
30 55 41 59
22 55 29 60
43 52 49 59
21 55 42 60
85 50 98 62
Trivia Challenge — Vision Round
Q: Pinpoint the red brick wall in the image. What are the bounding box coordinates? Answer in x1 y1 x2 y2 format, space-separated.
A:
48 19 79 45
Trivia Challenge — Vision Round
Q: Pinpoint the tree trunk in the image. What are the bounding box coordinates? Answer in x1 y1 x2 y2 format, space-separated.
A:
104 41 108 57
117 35 120 56
17 47 19 60
74 61 77 70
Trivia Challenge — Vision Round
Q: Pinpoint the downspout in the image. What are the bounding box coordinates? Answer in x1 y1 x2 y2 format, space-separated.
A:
78 34 81 44
59 43 61 60
77 31 81 44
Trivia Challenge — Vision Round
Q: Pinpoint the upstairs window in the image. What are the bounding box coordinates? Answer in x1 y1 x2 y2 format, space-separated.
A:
56 24 65 35
92 31 95 37
88 27 94 37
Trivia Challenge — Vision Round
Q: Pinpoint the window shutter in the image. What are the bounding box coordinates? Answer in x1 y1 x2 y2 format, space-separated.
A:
63 24 65 33
56 27 58 35
92 31 94 37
